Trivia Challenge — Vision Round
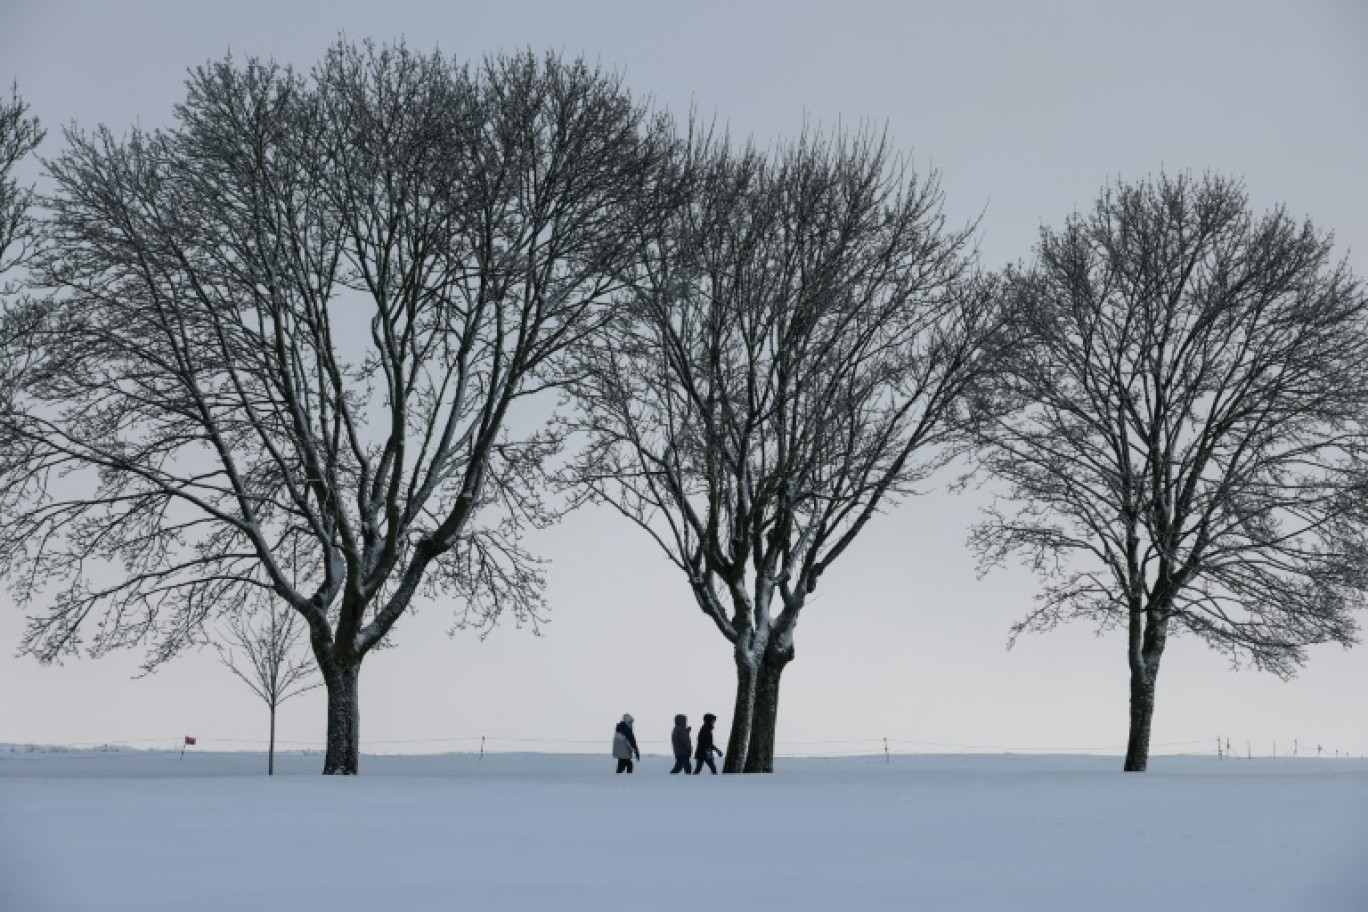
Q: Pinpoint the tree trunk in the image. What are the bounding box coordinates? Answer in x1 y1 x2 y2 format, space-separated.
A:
723 649 759 773
268 701 277 776
743 643 793 773
322 663 361 775
1124 610 1167 772
1124 664 1158 771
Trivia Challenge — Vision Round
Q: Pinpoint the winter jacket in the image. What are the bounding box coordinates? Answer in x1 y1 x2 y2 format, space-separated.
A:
612 721 640 760
695 722 718 760
671 722 692 760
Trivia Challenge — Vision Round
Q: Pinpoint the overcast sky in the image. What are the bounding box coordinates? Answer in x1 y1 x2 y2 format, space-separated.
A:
1 0 1365 761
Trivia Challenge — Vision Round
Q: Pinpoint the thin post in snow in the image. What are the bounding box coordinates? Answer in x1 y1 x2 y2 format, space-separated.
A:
479 735 485 762
1247 741 1251 760
1217 736 1222 759
884 737 889 764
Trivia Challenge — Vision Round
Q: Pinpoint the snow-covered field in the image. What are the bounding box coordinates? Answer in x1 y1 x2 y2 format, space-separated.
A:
1 748 1364 911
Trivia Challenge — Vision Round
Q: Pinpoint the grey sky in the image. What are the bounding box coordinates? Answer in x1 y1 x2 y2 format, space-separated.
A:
1 0 1365 759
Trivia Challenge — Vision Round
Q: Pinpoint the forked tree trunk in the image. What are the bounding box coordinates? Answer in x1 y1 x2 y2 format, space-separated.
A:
743 643 793 773
1124 611 1167 772
724 650 759 773
322 663 361 775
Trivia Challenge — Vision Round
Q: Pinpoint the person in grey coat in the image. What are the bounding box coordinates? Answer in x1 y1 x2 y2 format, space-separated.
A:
612 713 640 774
669 714 693 774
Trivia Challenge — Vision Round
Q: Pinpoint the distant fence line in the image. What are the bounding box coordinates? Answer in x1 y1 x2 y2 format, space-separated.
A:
6 734 1354 759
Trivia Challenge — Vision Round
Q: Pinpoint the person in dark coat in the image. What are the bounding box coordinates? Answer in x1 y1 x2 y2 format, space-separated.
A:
693 713 722 775
669 714 693 774
612 713 640 774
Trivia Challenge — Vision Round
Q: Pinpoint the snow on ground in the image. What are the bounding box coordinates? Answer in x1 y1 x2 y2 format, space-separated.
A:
1 748 1365 911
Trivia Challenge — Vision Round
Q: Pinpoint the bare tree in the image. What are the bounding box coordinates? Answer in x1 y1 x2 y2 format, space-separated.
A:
568 127 1001 772
217 591 321 775
970 173 1368 771
0 43 665 773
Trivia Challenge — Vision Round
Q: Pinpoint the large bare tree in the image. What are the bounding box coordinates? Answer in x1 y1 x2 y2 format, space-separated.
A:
0 43 665 773
970 174 1368 771
568 129 1001 772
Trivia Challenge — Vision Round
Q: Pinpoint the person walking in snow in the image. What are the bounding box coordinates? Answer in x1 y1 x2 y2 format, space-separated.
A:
693 713 722 775
612 713 641 774
670 714 693 774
